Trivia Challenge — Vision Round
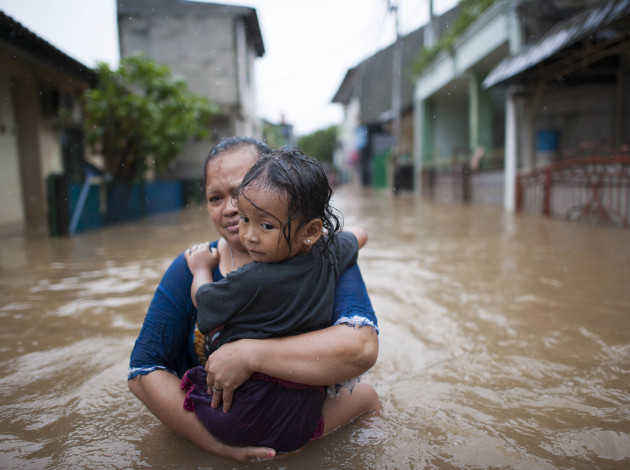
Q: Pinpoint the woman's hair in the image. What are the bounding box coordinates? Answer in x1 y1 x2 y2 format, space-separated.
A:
202 136 272 190
234 146 342 262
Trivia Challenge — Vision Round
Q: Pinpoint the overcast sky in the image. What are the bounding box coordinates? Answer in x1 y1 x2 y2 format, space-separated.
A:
1 0 457 136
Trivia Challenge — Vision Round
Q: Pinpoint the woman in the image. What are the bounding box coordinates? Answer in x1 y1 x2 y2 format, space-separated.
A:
127 137 379 461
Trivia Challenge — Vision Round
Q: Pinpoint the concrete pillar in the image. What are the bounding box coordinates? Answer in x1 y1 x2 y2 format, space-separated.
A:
507 1 524 55
413 98 434 196
422 100 435 165
12 78 46 232
468 72 493 157
0 74 25 226
413 96 423 195
504 87 518 212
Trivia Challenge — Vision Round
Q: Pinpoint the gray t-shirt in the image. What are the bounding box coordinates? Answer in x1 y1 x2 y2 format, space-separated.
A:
196 231 359 346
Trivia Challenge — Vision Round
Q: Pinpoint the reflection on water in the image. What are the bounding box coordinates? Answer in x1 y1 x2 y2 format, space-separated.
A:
1 187 629 469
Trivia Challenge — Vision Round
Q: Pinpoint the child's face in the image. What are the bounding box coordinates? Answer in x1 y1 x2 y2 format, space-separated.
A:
237 187 305 263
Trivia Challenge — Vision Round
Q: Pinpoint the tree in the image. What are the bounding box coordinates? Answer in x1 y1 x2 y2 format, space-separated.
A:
297 125 338 164
262 120 289 149
82 54 220 180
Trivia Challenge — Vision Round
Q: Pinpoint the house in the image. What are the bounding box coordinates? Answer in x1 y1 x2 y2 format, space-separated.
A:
0 11 96 234
332 6 460 191
413 0 526 207
117 0 265 179
414 0 630 226
484 0 630 225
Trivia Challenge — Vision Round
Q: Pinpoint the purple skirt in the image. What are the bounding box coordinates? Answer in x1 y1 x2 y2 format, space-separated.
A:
181 366 326 452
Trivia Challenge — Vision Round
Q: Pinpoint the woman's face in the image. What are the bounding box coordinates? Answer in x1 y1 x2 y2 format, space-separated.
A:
205 146 259 250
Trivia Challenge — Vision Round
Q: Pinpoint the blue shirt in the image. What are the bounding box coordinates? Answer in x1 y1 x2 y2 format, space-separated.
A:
128 240 378 380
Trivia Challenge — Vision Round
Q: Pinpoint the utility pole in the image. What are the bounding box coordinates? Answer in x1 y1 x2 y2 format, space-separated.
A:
388 0 402 193
424 0 436 48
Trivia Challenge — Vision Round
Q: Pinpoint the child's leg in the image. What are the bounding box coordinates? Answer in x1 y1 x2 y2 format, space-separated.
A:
320 382 381 436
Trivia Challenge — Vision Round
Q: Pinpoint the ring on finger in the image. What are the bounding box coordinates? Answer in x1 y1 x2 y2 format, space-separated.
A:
212 385 223 394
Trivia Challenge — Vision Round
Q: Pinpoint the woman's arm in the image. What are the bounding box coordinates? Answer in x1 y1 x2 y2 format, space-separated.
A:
250 324 377 383
128 370 275 461
206 324 377 411
206 263 378 412
128 250 275 460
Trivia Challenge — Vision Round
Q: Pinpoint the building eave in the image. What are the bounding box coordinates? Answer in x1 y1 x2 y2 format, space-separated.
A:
483 0 630 88
331 67 358 104
0 10 97 85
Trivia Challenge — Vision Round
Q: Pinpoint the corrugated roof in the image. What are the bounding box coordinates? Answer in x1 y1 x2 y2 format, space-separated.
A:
483 0 630 87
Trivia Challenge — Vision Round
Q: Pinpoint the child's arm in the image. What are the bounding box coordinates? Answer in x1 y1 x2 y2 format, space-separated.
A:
184 243 219 308
343 226 368 249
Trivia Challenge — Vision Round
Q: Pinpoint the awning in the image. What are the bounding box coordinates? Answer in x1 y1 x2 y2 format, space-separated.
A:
483 0 630 88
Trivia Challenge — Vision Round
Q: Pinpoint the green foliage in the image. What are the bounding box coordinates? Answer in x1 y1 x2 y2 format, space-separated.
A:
262 121 293 149
411 0 499 76
297 125 338 164
82 54 220 180
262 122 285 149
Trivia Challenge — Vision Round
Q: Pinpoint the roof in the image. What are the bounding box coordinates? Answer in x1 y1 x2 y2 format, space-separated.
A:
331 67 358 104
0 11 96 84
483 0 630 87
332 4 461 125
117 0 265 57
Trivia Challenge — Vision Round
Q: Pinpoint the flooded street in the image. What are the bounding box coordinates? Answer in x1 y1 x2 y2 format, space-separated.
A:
1 186 629 469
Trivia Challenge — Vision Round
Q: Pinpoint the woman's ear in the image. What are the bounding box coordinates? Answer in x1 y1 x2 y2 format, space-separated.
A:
300 219 323 247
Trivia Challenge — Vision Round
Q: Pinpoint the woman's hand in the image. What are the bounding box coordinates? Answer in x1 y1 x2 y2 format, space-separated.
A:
185 242 219 274
205 339 256 413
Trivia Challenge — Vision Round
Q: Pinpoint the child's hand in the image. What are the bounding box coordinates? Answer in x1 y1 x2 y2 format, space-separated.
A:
344 226 368 249
185 243 219 274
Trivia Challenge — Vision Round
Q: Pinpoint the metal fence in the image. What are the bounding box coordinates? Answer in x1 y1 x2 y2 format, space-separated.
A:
516 156 630 227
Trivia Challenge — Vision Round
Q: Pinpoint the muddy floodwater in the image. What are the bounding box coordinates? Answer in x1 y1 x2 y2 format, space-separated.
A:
1 186 629 469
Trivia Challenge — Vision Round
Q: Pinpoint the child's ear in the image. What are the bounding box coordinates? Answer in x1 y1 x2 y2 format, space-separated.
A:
300 219 323 247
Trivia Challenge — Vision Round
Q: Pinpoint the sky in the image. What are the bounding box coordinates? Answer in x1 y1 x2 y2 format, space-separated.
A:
0 0 457 136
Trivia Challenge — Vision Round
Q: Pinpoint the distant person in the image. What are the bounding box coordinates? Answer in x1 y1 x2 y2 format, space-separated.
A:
181 147 380 453
128 137 379 461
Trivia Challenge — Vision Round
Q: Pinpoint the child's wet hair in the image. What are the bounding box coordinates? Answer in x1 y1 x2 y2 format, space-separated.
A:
234 147 342 262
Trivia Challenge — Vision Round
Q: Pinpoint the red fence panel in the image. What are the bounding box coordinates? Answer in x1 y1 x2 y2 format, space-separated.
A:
516 156 630 227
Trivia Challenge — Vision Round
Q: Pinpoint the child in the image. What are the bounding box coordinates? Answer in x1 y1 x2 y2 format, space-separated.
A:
181 147 380 453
